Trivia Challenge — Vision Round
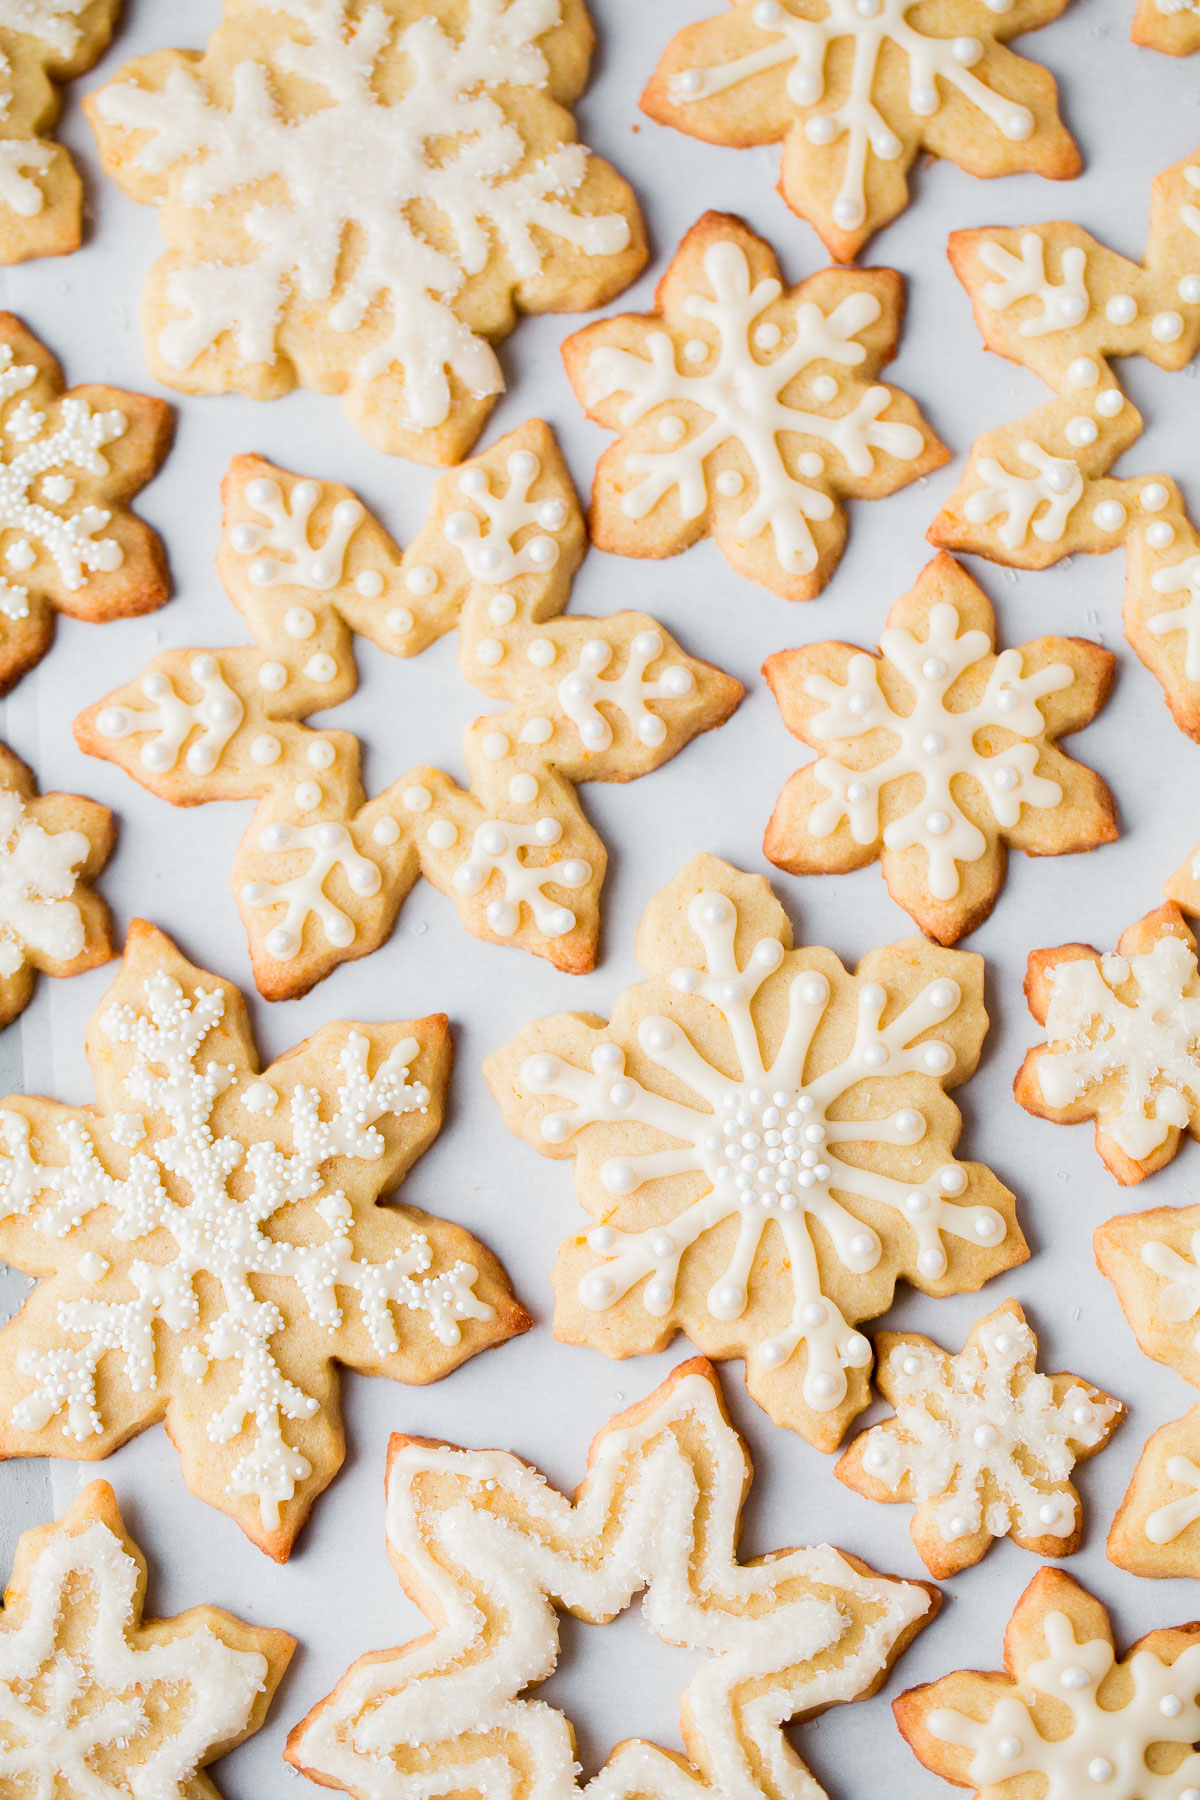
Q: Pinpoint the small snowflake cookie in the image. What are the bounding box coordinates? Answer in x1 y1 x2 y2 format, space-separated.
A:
0 916 529 1559
0 1478 294 1800
1134 0 1200 55
835 1299 1122 1579
85 0 646 463
640 0 1079 264
1016 902 1200 1185
1108 1404 1200 1580
897 1566 1200 1798
76 419 741 1000
762 553 1117 944
0 739 115 1029
560 211 946 601
286 1356 939 1800
0 1 123 262
0 312 170 693
485 853 1024 1452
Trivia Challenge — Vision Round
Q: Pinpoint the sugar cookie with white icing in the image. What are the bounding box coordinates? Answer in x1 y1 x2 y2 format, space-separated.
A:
836 1299 1122 1579
286 1356 939 1800
85 0 646 462
640 0 1079 264
896 1565 1200 1798
763 553 1117 944
1016 903 1200 1184
1133 0 1200 56
0 917 529 1559
1095 1201 1200 1391
76 419 742 999
561 211 946 602
0 1478 294 1800
485 853 1024 1453
1108 1405 1200 1580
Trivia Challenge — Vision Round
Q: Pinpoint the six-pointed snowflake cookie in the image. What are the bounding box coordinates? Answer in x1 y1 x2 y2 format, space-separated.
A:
76 419 741 999
1133 0 1200 55
1016 902 1200 1184
0 0 121 261
640 0 1080 263
762 553 1118 944
835 1299 1122 1579
286 1356 939 1800
0 1478 294 1800
897 1566 1200 1799
486 854 1024 1452
0 738 115 1029
0 917 529 1559
85 0 647 462
0 312 170 693
560 211 946 601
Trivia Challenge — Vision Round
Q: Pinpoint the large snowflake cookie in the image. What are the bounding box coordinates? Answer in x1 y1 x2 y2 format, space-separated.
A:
286 1356 938 1800
762 553 1117 945
85 0 646 463
640 0 1079 264
0 1478 294 1800
77 419 741 1000
0 917 529 1559
1016 902 1200 1185
835 1299 1122 1579
486 853 1024 1452
928 148 1200 745
560 211 945 601
1134 0 1200 56
0 312 170 694
0 0 122 261
0 739 115 1029
897 1565 1200 1799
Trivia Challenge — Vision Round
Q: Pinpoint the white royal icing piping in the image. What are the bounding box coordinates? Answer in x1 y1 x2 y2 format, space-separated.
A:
0 785 88 977
557 628 695 752
1148 551 1200 681
95 655 244 777
451 818 590 940
442 450 566 584
963 439 1084 550
1145 1457 1200 1545
978 234 1090 337
226 474 366 591
242 820 382 960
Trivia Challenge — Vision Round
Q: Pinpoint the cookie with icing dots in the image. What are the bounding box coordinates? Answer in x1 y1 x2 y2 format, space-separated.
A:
0 1478 295 1799
0 1 122 262
85 0 646 462
76 419 742 1000
1133 0 1200 55
835 1299 1123 1579
0 739 115 1029
896 1566 1200 1798
560 211 946 602
1015 902 1200 1184
485 853 1024 1454
285 1356 939 1800
763 553 1117 944
0 312 171 694
640 0 1079 264
0 917 529 1559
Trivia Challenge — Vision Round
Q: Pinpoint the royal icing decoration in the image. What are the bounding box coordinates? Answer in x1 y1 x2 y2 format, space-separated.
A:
1096 1202 1200 1395
642 0 1078 260
1133 0 1200 55
0 1480 292 1800
1018 905 1200 1175
1106 1400 1200 1578
899 1570 1200 1800
77 421 741 999
837 1302 1120 1577
0 1 117 255
286 1358 937 1800
487 855 1022 1450
88 0 644 458
764 555 1116 942
564 213 943 601
0 921 527 1556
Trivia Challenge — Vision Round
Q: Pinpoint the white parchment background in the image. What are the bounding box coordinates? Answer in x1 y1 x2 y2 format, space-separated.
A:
2 0 1200 1792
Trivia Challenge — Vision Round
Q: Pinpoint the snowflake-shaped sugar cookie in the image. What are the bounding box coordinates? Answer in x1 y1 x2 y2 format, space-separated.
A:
0 313 170 693
486 854 1024 1451
763 554 1117 944
0 739 115 1029
897 1567 1200 1799
641 0 1079 263
0 1479 294 1800
1016 902 1200 1184
0 918 528 1558
1108 1403 1200 1579
286 1357 938 1800
561 212 945 601
76 419 742 1000
86 0 646 462
836 1300 1122 1579
1134 0 1200 55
